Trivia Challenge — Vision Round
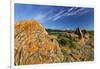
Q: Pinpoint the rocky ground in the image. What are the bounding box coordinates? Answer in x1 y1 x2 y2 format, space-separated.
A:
48 27 94 62
14 20 94 65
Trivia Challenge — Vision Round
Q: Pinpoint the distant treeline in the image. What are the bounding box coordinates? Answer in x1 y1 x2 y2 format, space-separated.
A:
46 29 72 33
46 29 94 33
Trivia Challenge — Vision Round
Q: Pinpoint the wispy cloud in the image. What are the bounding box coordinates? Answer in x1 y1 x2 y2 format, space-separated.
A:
52 15 63 21
46 10 65 21
34 8 89 22
34 10 65 22
67 8 85 16
78 10 89 15
67 8 74 12
52 8 87 21
54 10 65 17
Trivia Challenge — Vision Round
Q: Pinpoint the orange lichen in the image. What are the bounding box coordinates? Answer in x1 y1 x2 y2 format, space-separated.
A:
14 20 64 65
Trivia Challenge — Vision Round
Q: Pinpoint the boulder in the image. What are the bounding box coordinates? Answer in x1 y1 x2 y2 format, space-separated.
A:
14 20 64 65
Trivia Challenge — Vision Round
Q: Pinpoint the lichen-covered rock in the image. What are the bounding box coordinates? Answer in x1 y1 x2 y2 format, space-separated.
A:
14 20 64 65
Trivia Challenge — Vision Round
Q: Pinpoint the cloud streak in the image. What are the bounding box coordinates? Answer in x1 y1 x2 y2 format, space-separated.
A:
34 8 89 22
52 8 88 21
46 10 65 21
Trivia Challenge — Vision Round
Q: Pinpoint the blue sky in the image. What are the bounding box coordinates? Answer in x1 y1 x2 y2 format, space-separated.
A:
15 3 94 30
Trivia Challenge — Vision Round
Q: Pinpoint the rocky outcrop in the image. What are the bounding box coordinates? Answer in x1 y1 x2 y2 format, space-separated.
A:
75 27 83 39
14 20 64 65
75 28 91 45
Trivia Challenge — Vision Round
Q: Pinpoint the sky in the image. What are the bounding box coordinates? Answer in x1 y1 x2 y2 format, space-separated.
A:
15 3 94 30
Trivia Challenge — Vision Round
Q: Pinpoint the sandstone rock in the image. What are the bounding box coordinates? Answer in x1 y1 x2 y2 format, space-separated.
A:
14 20 64 65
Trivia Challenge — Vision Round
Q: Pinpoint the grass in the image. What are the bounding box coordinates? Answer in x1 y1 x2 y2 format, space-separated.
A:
48 31 94 62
